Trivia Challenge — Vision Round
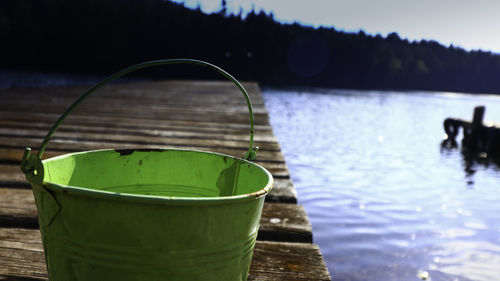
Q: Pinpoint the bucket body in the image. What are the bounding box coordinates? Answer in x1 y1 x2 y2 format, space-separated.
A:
29 149 273 281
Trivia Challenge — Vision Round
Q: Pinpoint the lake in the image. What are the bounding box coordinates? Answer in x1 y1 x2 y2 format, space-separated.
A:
262 88 500 281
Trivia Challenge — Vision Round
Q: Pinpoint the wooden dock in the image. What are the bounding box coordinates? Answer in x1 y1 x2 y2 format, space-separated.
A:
443 105 500 157
0 80 331 280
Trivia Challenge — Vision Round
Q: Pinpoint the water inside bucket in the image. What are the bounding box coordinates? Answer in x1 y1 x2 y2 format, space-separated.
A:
42 149 272 199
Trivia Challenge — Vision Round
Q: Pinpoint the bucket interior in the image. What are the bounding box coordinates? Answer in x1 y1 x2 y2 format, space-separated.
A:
42 149 272 198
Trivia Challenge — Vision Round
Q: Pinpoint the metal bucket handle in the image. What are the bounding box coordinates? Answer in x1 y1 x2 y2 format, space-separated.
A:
21 59 258 182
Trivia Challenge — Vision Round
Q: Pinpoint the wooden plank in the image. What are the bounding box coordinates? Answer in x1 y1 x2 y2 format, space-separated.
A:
0 249 48 280
0 120 278 143
0 188 310 242
0 127 282 152
258 203 312 243
0 138 288 166
248 241 331 281
0 104 270 125
0 81 266 104
0 176 296 205
0 154 290 181
0 229 46 280
0 86 268 106
0 147 287 175
0 189 37 228
0 165 25 183
0 139 294 201
0 158 290 179
0 181 295 205
0 93 265 108
0 112 273 133
0 110 269 128
266 179 297 204
0 80 265 100
0 228 329 281
0 90 269 109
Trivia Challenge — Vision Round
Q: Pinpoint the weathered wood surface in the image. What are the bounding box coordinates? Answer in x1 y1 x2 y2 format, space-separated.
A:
248 241 332 281
0 228 330 281
0 80 330 280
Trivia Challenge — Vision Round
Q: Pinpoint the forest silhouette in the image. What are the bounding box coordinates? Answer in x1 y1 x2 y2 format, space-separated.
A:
2 0 500 94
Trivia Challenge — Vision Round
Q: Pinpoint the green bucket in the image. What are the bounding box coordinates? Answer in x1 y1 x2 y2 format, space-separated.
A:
21 59 273 281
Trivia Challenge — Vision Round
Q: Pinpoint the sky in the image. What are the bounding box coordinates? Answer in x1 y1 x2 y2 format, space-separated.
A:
171 0 500 54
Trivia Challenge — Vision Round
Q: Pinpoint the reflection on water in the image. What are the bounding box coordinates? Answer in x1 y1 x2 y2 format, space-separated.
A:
263 89 500 281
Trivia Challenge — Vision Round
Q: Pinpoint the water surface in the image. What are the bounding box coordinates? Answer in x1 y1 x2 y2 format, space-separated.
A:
263 89 500 281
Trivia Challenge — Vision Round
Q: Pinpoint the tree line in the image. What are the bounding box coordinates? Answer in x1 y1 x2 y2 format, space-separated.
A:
2 0 500 94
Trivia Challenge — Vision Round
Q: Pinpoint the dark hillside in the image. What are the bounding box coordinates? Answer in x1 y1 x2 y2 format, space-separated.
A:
2 0 500 93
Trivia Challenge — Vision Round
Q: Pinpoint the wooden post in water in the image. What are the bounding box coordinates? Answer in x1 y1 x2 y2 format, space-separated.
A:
472 106 485 128
464 106 486 152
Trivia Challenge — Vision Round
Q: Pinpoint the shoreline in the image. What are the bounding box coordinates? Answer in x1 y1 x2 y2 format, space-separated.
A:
2 68 500 97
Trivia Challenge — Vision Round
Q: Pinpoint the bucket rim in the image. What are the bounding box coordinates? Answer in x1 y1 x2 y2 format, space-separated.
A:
40 148 274 205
